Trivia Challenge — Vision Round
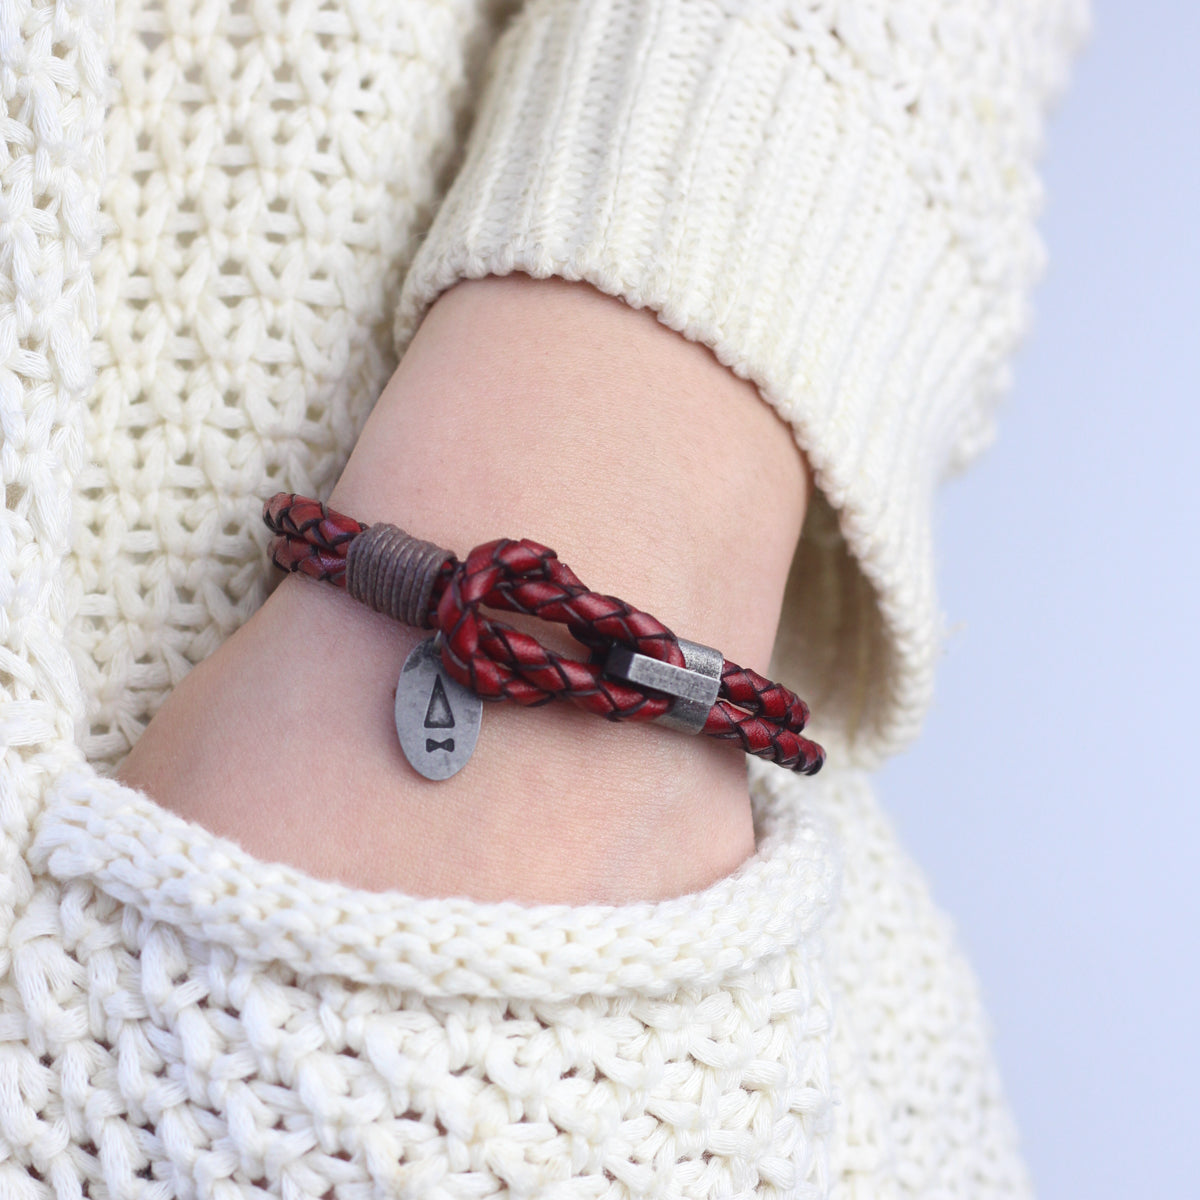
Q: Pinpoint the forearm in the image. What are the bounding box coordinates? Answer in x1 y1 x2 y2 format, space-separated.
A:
117 276 808 903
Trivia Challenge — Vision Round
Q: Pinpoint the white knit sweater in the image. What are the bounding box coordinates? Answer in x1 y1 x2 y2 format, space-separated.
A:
1 0 1085 1196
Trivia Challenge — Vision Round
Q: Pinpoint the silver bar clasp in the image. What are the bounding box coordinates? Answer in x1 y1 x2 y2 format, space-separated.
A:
604 637 723 734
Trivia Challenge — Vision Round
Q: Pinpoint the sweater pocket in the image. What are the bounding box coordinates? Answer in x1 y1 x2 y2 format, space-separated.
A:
17 762 840 1197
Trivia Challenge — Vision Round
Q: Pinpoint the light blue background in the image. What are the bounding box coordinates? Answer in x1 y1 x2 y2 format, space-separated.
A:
877 3 1199 1197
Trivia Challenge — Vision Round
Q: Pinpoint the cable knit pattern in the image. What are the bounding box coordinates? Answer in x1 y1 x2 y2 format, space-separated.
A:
6 769 838 1197
1 0 106 995
68 0 508 769
0 0 1083 1196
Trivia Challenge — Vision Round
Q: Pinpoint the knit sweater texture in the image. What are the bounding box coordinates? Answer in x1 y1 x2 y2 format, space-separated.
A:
1 0 1085 1196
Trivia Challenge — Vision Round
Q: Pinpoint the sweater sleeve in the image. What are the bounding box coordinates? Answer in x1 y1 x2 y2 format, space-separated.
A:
0 0 105 914
394 0 1088 766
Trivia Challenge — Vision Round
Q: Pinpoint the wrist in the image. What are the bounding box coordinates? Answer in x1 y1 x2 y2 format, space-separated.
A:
119 275 809 903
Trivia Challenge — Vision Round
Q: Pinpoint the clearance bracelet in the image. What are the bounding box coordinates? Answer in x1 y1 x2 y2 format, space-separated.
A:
263 493 825 781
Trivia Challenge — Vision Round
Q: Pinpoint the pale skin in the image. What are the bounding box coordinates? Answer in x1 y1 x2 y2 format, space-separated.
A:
117 276 809 904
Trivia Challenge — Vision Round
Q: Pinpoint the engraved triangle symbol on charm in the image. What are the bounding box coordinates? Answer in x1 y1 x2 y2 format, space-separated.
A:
423 675 456 729
397 638 481 781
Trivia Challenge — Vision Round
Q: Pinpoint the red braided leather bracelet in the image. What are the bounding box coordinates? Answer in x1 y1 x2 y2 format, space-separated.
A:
263 493 825 779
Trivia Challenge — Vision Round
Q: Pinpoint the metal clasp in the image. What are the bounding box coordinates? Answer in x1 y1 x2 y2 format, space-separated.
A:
604 637 723 734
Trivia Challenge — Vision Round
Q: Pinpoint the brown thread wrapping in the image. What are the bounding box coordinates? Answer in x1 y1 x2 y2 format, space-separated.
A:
344 523 451 628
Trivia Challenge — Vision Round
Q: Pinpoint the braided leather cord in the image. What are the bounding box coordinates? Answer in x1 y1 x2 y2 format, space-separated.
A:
264 494 824 774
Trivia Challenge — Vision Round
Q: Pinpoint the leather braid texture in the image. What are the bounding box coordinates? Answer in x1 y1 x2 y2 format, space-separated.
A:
264 494 825 774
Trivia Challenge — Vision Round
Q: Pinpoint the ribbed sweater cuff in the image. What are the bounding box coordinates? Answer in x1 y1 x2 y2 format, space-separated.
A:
395 0 1083 764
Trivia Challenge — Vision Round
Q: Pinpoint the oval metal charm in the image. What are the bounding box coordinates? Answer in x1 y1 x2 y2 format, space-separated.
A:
394 637 482 781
